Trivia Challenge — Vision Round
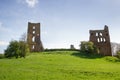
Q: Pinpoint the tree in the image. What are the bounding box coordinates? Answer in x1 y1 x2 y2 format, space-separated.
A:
19 41 29 58
4 40 20 58
19 33 27 42
80 41 99 54
19 33 29 58
4 33 29 58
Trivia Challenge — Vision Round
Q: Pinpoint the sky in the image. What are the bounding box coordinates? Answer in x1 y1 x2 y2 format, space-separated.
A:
0 0 120 53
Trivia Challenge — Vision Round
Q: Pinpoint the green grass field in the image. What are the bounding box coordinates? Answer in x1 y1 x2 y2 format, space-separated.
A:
0 51 120 80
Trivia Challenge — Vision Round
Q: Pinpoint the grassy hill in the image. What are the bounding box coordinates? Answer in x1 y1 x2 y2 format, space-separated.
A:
0 51 120 80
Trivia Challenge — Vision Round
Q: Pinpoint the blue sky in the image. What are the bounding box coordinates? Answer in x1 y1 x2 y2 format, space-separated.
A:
0 0 120 53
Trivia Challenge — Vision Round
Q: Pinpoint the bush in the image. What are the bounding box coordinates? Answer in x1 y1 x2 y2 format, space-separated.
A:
105 56 120 62
19 41 29 58
4 41 19 58
117 51 120 58
44 49 79 52
4 40 29 58
0 54 4 59
80 41 99 54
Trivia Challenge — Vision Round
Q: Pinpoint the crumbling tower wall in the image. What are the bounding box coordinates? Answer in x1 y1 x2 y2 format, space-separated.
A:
27 22 44 52
89 25 112 56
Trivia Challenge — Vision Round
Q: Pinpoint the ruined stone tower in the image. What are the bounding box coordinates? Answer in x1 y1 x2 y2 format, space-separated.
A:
27 22 44 52
89 25 112 56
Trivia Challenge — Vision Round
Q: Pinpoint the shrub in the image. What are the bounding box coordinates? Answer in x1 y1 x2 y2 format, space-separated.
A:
4 40 19 58
44 49 79 52
0 54 4 59
4 40 29 58
19 41 29 58
105 56 120 62
117 51 120 58
80 41 99 54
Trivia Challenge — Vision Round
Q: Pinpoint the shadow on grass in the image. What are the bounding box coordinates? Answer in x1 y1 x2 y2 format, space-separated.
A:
71 52 104 59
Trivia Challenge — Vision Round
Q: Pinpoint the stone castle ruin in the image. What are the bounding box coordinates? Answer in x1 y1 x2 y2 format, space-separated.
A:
26 22 112 56
89 25 112 56
27 22 44 52
70 45 75 49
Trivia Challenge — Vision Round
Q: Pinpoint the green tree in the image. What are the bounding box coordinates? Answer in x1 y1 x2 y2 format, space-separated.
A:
4 33 29 58
4 40 29 58
80 41 99 54
19 41 29 58
4 40 20 58
19 33 29 58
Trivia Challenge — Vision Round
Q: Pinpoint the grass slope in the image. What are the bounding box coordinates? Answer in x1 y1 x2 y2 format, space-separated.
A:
0 51 120 80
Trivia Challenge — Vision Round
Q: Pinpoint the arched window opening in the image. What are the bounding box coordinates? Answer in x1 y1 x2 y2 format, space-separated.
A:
33 31 35 34
96 33 98 36
32 36 35 42
33 26 35 29
32 45 35 49
97 38 100 43
100 32 103 36
103 38 106 42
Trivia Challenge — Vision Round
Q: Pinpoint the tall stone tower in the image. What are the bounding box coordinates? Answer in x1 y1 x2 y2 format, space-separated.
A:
27 22 44 52
89 25 112 56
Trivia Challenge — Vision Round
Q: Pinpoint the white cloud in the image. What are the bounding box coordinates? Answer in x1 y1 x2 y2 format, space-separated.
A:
0 41 9 46
25 0 38 8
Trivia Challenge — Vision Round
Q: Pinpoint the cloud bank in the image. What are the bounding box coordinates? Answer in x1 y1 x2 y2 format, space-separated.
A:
25 0 38 8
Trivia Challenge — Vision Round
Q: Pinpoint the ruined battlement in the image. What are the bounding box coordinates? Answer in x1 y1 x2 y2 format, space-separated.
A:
89 25 112 56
